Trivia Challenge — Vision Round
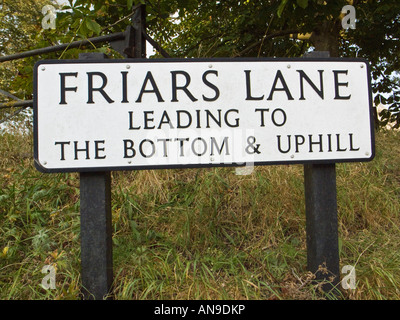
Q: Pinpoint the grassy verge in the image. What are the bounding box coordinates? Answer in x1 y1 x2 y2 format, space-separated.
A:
1 126 400 299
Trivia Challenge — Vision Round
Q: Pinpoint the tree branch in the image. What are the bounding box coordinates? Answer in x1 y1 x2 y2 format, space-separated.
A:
234 29 299 57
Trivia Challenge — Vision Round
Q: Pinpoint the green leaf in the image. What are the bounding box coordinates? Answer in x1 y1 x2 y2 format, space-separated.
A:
277 0 289 18
85 19 101 35
127 0 134 10
78 19 89 37
296 0 308 9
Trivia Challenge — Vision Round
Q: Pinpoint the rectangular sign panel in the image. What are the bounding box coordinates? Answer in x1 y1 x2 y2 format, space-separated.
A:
33 58 374 172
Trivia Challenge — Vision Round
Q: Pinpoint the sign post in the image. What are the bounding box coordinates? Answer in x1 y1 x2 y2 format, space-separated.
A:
303 51 340 294
78 52 113 300
80 170 112 299
77 5 147 299
304 162 339 292
33 53 374 297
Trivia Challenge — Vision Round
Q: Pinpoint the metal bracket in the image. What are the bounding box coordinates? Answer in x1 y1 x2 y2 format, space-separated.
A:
110 25 135 58
110 5 146 58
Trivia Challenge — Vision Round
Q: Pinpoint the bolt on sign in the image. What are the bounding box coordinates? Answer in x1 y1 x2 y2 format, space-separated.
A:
33 58 374 172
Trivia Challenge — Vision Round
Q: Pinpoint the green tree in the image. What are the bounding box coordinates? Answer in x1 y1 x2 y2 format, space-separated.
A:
0 0 54 96
164 0 399 126
0 0 56 128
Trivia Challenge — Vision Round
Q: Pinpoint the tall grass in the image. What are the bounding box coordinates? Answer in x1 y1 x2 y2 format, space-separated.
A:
1 125 400 299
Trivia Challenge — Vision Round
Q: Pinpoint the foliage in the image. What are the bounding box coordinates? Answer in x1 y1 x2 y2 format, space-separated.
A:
165 0 400 126
0 0 44 105
0 0 54 125
341 0 400 128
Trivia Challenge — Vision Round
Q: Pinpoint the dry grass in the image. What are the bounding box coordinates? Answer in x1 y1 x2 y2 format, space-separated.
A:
1 124 400 299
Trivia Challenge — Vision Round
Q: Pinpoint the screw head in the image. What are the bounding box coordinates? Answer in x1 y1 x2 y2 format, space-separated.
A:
41 66 46 71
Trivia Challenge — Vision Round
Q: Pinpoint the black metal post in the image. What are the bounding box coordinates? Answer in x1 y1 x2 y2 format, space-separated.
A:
303 51 340 295
132 4 146 59
109 5 146 58
304 163 339 291
78 4 146 299
79 52 113 300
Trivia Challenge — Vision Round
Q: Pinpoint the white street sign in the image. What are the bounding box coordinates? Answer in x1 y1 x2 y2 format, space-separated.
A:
34 58 374 172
